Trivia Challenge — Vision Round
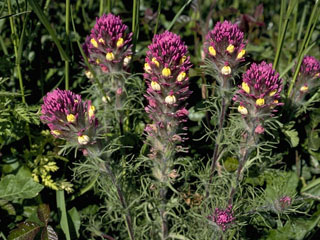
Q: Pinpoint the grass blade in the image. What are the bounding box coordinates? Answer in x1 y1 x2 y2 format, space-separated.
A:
28 0 69 61
166 0 192 31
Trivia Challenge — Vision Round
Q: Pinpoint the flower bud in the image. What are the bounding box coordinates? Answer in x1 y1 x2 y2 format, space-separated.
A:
78 135 90 145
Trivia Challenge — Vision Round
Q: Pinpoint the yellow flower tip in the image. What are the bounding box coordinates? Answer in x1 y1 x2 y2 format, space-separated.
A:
98 38 105 44
51 130 61 136
177 72 186 82
274 100 279 104
208 46 216 56
165 95 176 105
123 55 132 66
74 99 79 103
256 98 265 106
116 37 124 48
180 56 187 64
144 63 152 73
237 105 248 115
106 52 115 61
151 81 161 91
221 65 231 75
236 49 246 59
300 85 308 92
269 90 277 96
95 59 100 64
242 82 250 94
85 70 93 79
152 57 160 67
226 44 235 53
316 73 320 77
66 114 76 123
89 105 95 118
78 135 90 145
90 38 98 48
162 67 171 77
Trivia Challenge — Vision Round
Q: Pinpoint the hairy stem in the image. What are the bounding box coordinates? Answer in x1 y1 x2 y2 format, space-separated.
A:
207 96 228 196
104 162 135 240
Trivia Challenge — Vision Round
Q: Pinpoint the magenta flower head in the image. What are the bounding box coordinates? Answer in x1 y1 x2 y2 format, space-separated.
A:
290 56 320 104
40 89 98 146
83 13 132 75
233 62 282 133
204 20 246 88
208 205 235 231
144 30 192 134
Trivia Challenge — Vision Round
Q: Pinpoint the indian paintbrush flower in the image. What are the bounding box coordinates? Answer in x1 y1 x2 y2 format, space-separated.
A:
40 89 98 146
144 31 192 171
83 13 133 75
204 20 246 89
208 205 235 231
289 56 320 104
233 62 282 133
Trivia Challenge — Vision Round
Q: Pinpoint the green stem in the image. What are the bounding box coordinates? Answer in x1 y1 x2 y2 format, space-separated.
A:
154 0 161 35
99 0 104 16
107 0 111 13
7 0 25 104
65 0 70 90
104 161 135 240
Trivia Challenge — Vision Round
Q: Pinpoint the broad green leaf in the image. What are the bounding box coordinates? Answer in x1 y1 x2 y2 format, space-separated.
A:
0 175 44 201
283 129 299 147
68 207 81 238
8 222 40 240
266 207 320 240
188 107 205 122
37 204 50 226
41 225 58 240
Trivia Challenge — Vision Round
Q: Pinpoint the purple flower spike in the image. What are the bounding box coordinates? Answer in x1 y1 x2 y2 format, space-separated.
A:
290 56 320 104
208 205 235 231
144 30 192 126
144 31 192 175
83 13 132 74
41 89 98 146
204 20 246 85
233 62 282 132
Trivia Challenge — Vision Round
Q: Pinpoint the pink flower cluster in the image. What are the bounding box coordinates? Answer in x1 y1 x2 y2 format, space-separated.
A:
204 20 246 87
83 13 132 75
279 196 292 209
144 31 192 148
40 89 98 146
208 205 235 231
234 62 282 133
290 56 320 103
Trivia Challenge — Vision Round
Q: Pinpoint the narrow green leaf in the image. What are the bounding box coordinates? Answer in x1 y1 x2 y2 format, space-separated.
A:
166 0 192 31
68 207 81 238
8 222 40 240
56 190 71 240
37 204 50 226
0 175 44 201
28 0 69 61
